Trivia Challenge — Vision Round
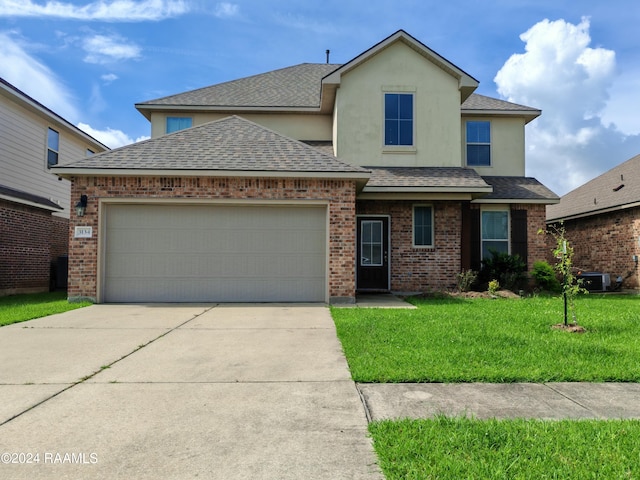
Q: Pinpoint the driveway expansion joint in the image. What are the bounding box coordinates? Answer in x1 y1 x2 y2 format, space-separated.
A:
0 305 218 427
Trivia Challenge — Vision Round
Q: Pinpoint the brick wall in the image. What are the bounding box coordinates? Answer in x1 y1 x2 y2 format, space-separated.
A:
356 201 551 293
557 207 640 289
68 176 357 302
357 200 462 292
0 200 54 296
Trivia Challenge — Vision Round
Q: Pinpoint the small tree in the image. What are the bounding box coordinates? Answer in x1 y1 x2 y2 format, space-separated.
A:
541 223 587 325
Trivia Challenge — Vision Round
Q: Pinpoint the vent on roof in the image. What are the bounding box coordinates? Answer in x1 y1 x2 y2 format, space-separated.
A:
326 49 330 64
613 184 625 192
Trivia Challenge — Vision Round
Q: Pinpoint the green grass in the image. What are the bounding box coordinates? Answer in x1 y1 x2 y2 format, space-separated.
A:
332 295 640 382
369 416 640 479
0 291 91 327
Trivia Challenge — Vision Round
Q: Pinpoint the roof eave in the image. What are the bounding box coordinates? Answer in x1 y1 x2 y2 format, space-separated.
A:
547 200 640 223
53 167 369 180
475 197 560 205
322 30 479 98
1 79 110 151
135 104 324 118
461 108 541 124
0 193 63 212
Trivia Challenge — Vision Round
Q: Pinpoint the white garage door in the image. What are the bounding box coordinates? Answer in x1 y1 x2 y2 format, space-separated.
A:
103 204 327 303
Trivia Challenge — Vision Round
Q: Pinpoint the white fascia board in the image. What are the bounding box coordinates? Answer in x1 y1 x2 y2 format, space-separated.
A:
53 168 370 181
0 193 63 212
546 200 640 223
473 198 560 205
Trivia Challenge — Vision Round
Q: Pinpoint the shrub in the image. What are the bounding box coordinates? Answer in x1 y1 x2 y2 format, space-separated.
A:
456 269 478 292
479 250 527 292
531 260 561 292
488 279 500 295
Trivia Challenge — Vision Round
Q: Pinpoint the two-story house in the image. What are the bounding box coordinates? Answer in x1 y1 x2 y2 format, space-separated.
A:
0 77 108 297
54 30 558 303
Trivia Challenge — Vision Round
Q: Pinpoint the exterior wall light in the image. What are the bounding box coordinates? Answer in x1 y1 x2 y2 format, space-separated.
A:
75 195 88 217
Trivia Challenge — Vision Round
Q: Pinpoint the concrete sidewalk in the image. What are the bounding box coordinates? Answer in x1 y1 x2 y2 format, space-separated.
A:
0 304 381 480
359 382 640 421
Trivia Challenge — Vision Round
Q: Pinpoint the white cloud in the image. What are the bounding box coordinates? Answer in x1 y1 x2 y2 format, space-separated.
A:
494 17 640 196
83 34 141 64
0 0 189 21
77 122 149 149
101 73 118 84
0 31 79 122
213 2 238 18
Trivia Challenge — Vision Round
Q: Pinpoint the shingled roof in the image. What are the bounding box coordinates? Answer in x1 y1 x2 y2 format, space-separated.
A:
136 64 341 113
547 154 640 222
0 184 63 211
364 167 491 192
136 63 537 117
481 176 559 202
53 116 369 178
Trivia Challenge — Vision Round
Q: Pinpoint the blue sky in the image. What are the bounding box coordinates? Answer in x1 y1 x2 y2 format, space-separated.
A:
1 0 639 196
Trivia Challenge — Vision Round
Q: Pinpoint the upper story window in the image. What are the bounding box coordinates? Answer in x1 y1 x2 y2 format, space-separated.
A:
86 149 95 156
481 209 509 259
384 93 413 146
166 117 193 134
413 205 434 247
466 121 491 166
47 128 59 168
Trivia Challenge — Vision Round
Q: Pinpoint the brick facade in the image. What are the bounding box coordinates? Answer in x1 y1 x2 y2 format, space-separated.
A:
68 176 357 302
557 207 640 290
0 199 68 296
358 200 462 292
357 201 550 292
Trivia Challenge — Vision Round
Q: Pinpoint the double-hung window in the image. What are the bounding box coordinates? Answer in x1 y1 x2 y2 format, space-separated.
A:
166 117 193 134
384 93 413 146
413 205 433 247
466 121 491 166
47 128 59 168
481 209 509 259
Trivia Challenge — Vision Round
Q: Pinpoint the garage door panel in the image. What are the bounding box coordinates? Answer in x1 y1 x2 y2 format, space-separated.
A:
104 204 326 303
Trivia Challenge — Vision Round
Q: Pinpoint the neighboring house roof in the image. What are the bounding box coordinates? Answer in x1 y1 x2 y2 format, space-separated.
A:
0 77 109 152
547 153 640 222
0 184 63 212
363 167 492 194
54 115 370 181
136 31 537 119
481 176 560 203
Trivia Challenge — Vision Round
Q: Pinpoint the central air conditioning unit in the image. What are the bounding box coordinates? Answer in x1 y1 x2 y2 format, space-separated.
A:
577 272 611 292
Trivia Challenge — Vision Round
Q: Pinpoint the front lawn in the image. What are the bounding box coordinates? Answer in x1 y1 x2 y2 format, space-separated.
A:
332 295 640 382
0 291 91 327
370 416 640 479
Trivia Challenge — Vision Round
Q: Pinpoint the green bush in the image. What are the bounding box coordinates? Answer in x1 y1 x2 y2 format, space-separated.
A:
479 250 527 292
531 260 561 292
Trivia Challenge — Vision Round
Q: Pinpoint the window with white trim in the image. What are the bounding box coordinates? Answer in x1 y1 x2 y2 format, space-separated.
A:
47 128 59 168
481 209 509 259
384 93 413 146
413 205 433 247
466 121 491 166
166 117 193 134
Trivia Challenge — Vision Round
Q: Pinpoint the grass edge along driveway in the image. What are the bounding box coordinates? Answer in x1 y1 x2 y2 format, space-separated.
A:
332 295 640 479
0 291 91 327
332 295 640 383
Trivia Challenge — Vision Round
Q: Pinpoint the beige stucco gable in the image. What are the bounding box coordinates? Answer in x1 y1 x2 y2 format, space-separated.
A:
333 39 467 168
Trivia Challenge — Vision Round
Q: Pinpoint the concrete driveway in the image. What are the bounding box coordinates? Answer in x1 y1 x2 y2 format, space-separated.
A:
0 304 381 479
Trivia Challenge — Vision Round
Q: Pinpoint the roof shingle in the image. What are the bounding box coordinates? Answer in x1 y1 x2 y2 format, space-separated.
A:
481 176 559 201
55 116 369 175
547 154 640 221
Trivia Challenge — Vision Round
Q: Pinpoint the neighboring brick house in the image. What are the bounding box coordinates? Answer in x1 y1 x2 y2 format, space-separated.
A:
0 78 108 296
54 30 558 304
547 153 640 290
